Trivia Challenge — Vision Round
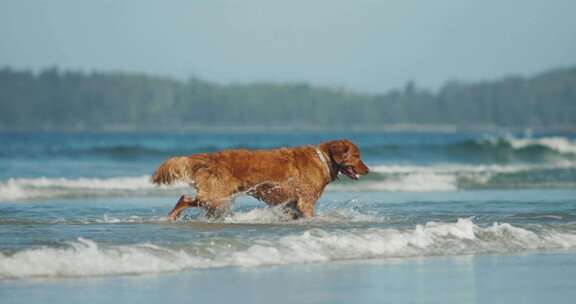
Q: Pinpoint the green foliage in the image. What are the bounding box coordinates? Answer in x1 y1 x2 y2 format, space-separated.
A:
0 66 574 130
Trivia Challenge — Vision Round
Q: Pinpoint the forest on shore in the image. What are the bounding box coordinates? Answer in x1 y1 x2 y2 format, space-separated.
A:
0 66 575 131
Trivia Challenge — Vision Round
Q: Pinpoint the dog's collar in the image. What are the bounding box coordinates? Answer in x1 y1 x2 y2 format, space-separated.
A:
314 146 332 178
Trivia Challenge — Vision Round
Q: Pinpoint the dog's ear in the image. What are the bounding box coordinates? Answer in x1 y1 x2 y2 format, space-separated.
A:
329 140 350 164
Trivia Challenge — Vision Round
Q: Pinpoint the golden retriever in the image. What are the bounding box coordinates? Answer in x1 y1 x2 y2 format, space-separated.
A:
151 139 369 220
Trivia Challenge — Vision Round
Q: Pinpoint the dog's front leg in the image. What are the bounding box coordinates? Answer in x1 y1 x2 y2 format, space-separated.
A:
168 195 200 220
296 196 318 219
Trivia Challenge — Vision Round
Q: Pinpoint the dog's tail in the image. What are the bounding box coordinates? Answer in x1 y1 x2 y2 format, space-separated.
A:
151 155 207 185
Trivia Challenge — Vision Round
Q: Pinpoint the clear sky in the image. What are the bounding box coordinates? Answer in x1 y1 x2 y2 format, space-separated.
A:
0 0 575 92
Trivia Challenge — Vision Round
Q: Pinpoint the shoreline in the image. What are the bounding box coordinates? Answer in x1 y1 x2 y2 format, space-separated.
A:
2 251 575 303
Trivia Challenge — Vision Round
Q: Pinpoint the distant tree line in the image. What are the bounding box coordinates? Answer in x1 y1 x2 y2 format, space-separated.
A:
0 66 575 131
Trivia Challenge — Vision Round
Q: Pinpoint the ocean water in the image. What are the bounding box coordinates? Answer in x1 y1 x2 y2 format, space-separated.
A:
1 131 576 302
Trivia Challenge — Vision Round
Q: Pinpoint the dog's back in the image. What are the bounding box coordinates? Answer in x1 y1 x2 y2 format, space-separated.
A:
151 154 209 185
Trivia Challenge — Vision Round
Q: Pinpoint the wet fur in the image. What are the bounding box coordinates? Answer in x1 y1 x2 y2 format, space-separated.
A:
151 139 369 220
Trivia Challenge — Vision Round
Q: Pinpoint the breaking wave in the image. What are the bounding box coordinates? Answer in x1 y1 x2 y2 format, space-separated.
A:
359 136 576 163
1 218 575 279
483 136 576 155
449 136 576 162
0 176 185 201
3 136 575 163
330 162 576 192
2 161 576 201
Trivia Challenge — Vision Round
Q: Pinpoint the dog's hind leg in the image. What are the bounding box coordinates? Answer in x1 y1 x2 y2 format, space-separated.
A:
194 179 236 219
204 199 232 219
168 195 201 220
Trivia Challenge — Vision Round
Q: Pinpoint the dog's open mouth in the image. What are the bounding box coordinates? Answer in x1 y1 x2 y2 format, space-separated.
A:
340 166 360 180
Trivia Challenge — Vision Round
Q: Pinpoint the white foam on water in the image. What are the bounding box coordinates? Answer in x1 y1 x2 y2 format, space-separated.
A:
314 207 384 223
329 172 458 192
501 136 576 154
1 157 575 201
0 176 185 201
369 163 575 175
222 206 383 224
19 206 382 225
2 219 576 279
340 162 576 192
223 206 296 223
0 238 210 279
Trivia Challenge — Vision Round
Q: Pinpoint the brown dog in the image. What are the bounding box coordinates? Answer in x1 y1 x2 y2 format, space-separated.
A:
151 139 369 220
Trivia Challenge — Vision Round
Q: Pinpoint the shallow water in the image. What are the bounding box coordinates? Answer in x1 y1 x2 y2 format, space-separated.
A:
1 131 575 296
3 252 575 304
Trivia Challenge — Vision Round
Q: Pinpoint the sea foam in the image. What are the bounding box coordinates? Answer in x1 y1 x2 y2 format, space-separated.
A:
2 219 575 279
329 172 458 192
354 162 576 192
1 160 575 202
499 136 576 155
0 176 185 201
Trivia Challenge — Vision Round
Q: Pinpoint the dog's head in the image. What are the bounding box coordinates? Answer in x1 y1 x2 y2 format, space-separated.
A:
326 139 369 180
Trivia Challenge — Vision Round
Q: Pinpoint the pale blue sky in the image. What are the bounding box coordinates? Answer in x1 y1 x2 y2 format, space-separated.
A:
0 0 575 92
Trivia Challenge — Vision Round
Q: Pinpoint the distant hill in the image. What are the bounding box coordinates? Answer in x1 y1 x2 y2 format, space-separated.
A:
0 66 575 131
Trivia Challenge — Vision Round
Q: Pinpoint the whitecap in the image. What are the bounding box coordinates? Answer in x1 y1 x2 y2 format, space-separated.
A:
0 176 185 201
2 219 576 279
505 136 576 155
329 172 458 192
